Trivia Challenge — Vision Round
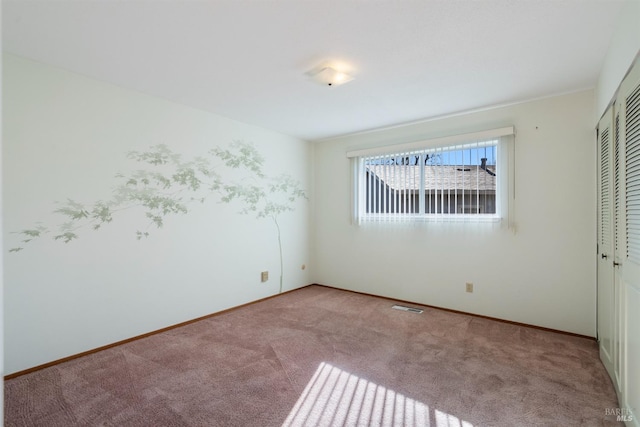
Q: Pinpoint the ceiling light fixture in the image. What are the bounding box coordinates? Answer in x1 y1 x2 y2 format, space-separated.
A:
308 66 354 87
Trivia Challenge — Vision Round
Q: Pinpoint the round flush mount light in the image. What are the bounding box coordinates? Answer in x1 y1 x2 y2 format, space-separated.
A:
307 64 354 87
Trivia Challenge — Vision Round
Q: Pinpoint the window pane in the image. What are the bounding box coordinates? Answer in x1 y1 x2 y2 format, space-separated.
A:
426 145 497 215
364 153 422 214
362 142 497 218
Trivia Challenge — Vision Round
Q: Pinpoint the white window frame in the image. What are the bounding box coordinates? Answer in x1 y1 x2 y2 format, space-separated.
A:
347 127 516 226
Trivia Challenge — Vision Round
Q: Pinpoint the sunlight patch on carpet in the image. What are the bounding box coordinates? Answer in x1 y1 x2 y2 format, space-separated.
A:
282 362 473 427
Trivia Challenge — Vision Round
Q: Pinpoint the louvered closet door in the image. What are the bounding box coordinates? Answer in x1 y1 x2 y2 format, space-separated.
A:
619 60 640 422
597 106 615 380
612 106 624 393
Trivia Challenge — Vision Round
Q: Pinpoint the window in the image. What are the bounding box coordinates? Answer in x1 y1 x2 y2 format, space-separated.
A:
347 127 515 224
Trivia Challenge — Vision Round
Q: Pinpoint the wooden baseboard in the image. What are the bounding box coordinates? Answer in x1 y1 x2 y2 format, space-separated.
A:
5 283 594 380
4 287 304 380
312 283 596 341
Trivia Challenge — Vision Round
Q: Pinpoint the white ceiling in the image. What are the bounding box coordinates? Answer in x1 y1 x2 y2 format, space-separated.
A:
2 0 625 141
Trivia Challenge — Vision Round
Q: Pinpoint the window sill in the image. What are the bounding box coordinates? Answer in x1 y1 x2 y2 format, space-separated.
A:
358 214 501 223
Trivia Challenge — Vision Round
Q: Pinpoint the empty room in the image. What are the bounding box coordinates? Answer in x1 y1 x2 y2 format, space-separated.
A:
2 0 639 426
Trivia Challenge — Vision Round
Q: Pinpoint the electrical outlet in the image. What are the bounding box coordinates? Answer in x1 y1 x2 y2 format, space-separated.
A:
466 282 474 293
261 271 269 282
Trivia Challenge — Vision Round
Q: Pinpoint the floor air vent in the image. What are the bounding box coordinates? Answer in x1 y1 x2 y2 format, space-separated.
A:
392 305 424 314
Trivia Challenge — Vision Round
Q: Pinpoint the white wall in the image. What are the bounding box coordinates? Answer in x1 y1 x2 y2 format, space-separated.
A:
312 90 596 336
2 54 312 375
596 0 640 121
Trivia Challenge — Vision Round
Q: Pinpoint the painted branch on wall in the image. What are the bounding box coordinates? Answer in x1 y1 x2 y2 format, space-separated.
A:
9 141 306 293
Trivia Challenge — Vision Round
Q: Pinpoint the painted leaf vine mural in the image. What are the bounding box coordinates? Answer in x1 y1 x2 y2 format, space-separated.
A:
10 141 307 293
